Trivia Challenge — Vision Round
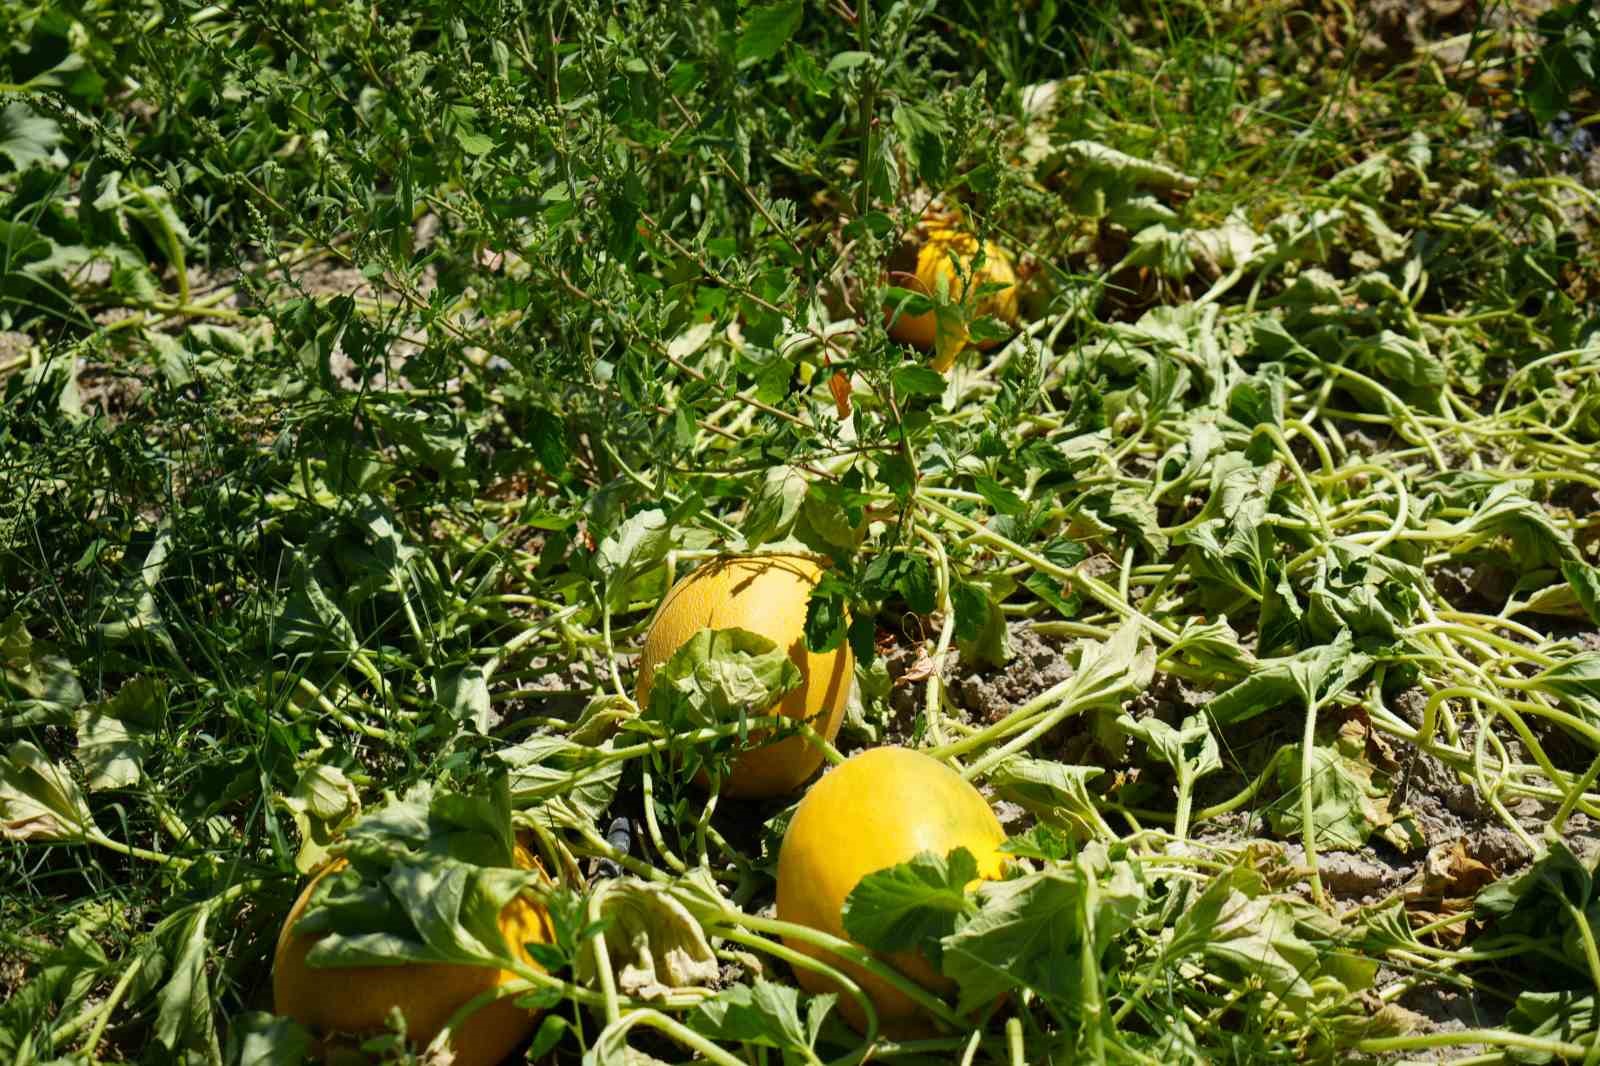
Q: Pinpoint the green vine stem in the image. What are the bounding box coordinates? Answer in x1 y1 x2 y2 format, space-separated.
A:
588 1009 753 1066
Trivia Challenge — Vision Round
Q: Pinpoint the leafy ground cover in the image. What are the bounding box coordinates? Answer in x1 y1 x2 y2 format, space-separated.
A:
5 1 1600 1063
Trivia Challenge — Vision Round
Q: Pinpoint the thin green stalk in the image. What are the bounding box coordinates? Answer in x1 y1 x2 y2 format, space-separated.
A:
1299 695 1326 906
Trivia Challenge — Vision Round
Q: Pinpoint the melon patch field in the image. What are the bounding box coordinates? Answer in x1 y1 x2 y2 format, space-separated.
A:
4 2 1600 1064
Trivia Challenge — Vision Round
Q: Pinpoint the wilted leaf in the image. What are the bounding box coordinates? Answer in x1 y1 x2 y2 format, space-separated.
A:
1169 867 1366 1007
1207 629 1371 725
1065 623 1155 712
1118 713 1222 787
989 758 1109 840
499 735 624 830
0 740 98 842
0 614 85 718
1352 331 1444 389
1268 721 1391 850
155 905 223 1066
1463 484 1580 567
1506 991 1595 1065
1527 652 1600 718
643 627 802 734
1560 559 1600 625
1474 843 1598 981
283 763 361 872
575 879 720 999
1059 141 1197 190
228 1011 314 1066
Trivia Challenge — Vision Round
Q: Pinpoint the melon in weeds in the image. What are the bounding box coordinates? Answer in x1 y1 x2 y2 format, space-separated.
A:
272 844 552 1066
636 553 852 798
776 746 1007 1037
886 225 1019 372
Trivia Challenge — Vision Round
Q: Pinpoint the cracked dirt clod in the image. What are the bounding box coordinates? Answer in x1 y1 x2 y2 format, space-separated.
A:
951 624 1075 723
1312 850 1407 899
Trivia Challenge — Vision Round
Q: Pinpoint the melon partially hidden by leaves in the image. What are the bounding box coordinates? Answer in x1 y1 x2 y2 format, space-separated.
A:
636 553 853 797
272 845 552 1065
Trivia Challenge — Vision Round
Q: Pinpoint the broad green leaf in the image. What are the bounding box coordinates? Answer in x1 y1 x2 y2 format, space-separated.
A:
862 550 936 615
1226 363 1288 428
998 824 1074 862
433 662 494 734
1189 213 1265 270
366 404 470 480
892 365 946 397
0 103 63 171
299 781 539 973
1207 629 1371 725
804 581 848 653
596 508 674 606
942 845 1143 1014
826 50 872 74
454 126 494 155
842 847 979 966
737 0 803 63
798 487 860 552
972 475 1025 517
689 979 834 1055
743 466 808 548
1023 570 1078 620
1124 222 1192 278
1559 559 1600 626
954 580 1008 668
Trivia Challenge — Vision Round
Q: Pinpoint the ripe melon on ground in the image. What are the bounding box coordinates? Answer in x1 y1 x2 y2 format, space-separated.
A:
776 746 1007 1036
635 553 853 798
